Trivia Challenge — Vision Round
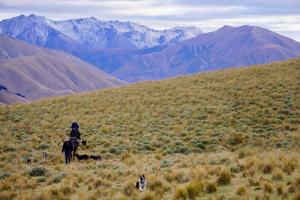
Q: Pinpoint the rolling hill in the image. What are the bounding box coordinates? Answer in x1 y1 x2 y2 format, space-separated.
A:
0 35 124 102
0 85 27 105
0 58 299 199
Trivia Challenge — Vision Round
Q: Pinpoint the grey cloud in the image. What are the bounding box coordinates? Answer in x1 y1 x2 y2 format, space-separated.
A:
174 0 300 9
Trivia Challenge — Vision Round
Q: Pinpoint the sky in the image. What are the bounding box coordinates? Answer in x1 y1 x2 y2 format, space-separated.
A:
0 0 299 41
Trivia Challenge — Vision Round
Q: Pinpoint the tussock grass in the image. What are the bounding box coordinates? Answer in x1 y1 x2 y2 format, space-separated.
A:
216 169 231 185
0 58 299 199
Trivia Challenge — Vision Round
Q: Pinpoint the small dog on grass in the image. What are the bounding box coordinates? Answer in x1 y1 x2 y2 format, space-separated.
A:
26 158 32 165
90 155 101 160
135 175 147 191
74 153 89 161
81 140 87 146
42 152 48 158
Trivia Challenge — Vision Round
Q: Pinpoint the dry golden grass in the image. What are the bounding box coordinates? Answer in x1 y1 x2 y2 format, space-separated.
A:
0 58 299 199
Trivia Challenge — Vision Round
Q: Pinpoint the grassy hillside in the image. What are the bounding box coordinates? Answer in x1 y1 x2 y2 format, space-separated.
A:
0 58 299 199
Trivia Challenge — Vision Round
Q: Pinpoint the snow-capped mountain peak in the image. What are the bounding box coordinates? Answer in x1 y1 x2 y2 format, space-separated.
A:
0 14 203 49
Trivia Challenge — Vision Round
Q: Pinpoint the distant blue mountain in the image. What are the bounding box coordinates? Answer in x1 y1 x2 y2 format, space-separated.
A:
1 14 300 82
0 14 202 50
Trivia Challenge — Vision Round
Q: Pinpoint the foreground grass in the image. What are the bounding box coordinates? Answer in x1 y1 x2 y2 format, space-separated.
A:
0 58 299 199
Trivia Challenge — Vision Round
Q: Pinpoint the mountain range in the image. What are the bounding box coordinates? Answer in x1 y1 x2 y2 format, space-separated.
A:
107 25 300 81
0 14 202 50
1 14 299 82
0 34 124 104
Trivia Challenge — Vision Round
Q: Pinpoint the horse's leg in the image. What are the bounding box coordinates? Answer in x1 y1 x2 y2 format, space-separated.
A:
65 153 68 164
68 152 72 164
72 146 77 160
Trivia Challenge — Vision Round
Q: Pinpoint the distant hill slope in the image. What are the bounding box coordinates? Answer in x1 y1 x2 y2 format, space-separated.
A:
0 85 27 105
99 25 300 82
0 35 124 102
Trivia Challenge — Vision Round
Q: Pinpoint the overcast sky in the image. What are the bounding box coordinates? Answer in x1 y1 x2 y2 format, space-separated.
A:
0 0 299 41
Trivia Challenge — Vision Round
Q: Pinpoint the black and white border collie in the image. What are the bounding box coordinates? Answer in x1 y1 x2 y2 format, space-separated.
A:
135 175 147 191
42 152 48 158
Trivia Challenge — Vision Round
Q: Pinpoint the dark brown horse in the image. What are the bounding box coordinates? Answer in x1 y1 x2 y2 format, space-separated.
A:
69 137 79 160
62 137 79 164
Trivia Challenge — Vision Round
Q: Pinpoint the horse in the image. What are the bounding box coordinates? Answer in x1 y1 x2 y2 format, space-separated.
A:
62 137 79 164
62 139 73 164
69 137 80 160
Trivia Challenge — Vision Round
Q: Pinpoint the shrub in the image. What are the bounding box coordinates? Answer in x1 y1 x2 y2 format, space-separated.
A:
109 146 127 155
283 158 298 174
36 144 49 150
276 184 284 195
173 187 188 200
2 146 16 152
29 167 47 177
52 173 66 183
0 182 11 191
164 171 189 184
32 192 51 200
206 182 217 193
217 170 231 185
228 133 244 145
186 181 203 199
161 160 173 168
61 186 72 196
262 164 273 174
293 192 300 200
272 169 283 180
236 186 247 196
0 172 10 180
0 192 17 200
295 176 300 186
248 178 260 187
37 177 47 183
230 166 240 173
123 180 135 196
264 182 273 193
147 176 169 197
140 192 157 200
92 179 111 188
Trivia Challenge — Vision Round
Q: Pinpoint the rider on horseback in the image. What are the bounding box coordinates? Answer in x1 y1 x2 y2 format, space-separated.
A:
70 122 81 140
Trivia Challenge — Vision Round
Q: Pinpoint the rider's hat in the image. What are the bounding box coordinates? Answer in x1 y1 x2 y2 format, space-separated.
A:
71 122 79 129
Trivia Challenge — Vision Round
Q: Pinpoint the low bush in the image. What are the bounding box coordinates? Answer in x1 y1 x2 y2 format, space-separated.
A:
262 164 273 174
217 170 231 185
228 133 244 145
206 182 217 193
236 186 247 196
276 184 284 195
173 180 203 200
264 182 273 193
52 173 66 183
186 180 203 199
173 187 188 200
29 167 47 177
36 144 49 150
0 172 10 180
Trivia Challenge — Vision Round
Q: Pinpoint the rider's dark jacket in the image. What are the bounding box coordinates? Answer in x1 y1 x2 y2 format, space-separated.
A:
70 129 81 140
